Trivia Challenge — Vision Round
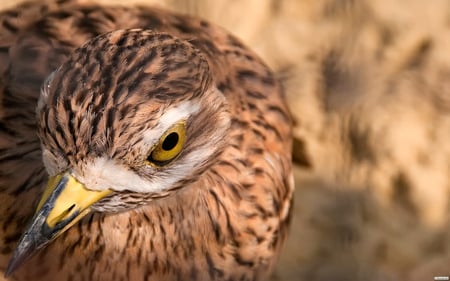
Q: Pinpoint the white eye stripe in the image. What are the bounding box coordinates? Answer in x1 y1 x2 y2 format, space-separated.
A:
74 157 161 192
142 100 200 146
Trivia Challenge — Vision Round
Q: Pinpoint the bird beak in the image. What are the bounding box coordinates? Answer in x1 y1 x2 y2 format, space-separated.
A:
5 173 112 276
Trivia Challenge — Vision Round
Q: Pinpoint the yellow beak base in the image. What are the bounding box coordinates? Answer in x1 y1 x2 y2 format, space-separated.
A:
5 173 112 277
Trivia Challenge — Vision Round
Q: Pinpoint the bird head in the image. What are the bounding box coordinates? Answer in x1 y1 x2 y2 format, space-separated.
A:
6 29 230 275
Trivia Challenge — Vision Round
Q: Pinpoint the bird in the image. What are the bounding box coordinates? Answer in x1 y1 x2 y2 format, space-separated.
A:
0 1 293 280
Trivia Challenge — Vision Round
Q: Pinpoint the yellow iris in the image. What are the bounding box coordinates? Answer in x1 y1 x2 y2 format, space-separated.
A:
147 121 186 165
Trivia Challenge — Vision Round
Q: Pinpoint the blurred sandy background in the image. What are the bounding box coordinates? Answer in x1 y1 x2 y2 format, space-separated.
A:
1 0 450 280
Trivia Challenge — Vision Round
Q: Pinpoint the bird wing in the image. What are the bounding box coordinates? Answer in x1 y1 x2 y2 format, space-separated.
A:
0 1 73 272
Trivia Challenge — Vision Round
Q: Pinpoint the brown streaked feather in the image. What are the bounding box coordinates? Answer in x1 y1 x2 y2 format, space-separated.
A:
0 2 293 281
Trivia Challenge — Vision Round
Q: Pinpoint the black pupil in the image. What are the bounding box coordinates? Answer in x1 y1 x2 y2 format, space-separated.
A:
162 132 179 151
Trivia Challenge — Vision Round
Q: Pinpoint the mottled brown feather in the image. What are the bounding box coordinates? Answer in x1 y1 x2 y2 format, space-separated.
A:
0 1 293 281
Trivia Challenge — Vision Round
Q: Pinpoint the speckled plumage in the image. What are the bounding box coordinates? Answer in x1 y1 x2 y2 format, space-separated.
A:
0 1 293 281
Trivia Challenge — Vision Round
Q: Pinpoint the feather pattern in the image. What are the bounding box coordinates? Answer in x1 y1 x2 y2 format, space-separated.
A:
0 1 293 280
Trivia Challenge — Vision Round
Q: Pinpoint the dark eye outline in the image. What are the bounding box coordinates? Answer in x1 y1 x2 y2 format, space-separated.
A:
145 121 186 166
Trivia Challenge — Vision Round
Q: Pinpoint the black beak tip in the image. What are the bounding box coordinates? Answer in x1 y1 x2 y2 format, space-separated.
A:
5 259 19 277
4 248 28 277
4 174 75 277
4 231 45 277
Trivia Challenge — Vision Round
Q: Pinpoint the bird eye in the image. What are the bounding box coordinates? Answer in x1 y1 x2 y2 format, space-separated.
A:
146 122 186 165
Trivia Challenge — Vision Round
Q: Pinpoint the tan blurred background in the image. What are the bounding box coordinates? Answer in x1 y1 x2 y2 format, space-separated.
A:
1 1 450 280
